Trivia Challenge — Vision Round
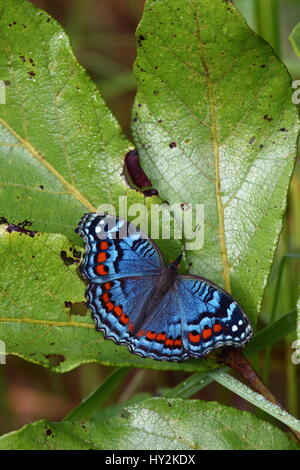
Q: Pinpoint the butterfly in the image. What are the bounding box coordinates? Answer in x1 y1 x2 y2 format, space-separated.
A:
75 213 253 362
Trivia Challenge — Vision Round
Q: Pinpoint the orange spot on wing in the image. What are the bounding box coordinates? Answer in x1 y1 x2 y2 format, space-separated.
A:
101 292 110 303
202 328 212 339
137 330 146 337
105 302 114 312
213 323 222 333
120 313 129 324
103 282 111 290
113 305 123 316
174 339 182 347
156 333 166 342
165 338 174 347
146 331 157 340
100 241 109 250
189 332 201 343
96 264 108 275
97 252 107 263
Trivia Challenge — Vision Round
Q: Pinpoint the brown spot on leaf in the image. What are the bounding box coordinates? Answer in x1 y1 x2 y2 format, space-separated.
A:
65 301 87 316
45 354 65 366
5 218 36 237
72 248 82 259
138 34 146 46
60 250 79 266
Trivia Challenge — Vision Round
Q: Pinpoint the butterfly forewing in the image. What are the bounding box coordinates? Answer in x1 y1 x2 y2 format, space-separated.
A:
76 213 163 283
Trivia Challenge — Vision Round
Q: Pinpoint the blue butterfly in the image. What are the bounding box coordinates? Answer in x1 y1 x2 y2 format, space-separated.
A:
76 213 253 362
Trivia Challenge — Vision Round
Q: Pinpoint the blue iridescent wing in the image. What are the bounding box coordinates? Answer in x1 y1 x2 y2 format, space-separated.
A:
126 277 252 361
174 275 253 358
76 213 163 283
86 277 188 361
128 287 188 361
76 213 252 362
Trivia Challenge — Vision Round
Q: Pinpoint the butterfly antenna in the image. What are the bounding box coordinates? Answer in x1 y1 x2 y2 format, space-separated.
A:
171 253 182 269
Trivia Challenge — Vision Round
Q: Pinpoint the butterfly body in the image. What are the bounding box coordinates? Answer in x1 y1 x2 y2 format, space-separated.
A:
76 213 253 362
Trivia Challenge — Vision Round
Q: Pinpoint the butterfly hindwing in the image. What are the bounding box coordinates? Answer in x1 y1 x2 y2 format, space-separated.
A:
129 288 189 362
86 277 156 344
175 276 253 358
76 213 163 283
86 276 188 362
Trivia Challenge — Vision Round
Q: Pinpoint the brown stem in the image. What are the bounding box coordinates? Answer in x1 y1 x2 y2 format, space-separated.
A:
219 346 300 444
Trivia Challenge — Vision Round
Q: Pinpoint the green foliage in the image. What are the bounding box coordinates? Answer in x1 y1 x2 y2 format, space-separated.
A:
0 0 299 450
0 398 297 450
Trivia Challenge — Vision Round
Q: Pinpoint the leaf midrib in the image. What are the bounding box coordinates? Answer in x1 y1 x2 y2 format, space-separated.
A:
193 4 231 292
0 316 93 328
0 117 96 212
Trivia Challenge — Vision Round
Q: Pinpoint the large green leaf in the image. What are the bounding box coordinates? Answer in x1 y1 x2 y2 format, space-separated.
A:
132 0 300 324
0 398 297 450
0 0 145 244
0 226 214 372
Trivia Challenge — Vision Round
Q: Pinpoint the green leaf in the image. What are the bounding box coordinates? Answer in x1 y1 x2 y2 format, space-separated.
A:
0 398 297 450
289 22 300 57
245 309 297 357
0 0 143 244
0 226 215 372
90 392 151 422
210 369 300 433
132 0 300 324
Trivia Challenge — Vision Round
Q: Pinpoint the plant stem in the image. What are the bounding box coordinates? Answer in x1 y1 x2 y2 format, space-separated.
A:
221 347 300 443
